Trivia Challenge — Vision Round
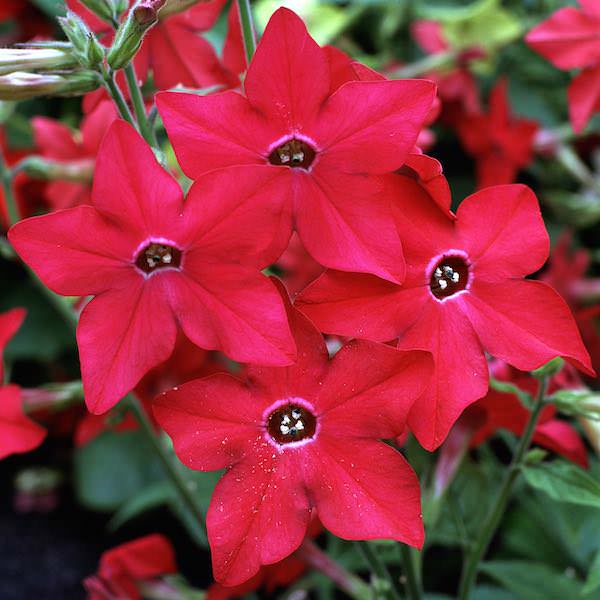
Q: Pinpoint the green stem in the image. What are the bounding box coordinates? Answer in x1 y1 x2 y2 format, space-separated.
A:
101 68 135 125
126 394 207 536
356 541 402 600
457 376 549 600
399 544 422 600
0 145 20 225
123 63 157 148
237 0 257 66
391 50 457 79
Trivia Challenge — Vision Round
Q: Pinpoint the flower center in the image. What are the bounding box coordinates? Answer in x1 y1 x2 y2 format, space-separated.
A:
135 243 181 274
268 139 316 169
429 255 469 299
267 404 317 445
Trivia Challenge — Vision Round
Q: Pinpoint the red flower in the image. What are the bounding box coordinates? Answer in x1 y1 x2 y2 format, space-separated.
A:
454 80 538 189
158 8 436 283
85 534 177 600
526 1 600 132
297 182 593 450
33 101 117 210
153 290 432 586
9 121 296 415
67 0 233 92
0 308 46 460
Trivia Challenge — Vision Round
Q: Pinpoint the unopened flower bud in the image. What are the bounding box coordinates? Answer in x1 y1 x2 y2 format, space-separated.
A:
19 156 95 183
76 0 117 22
59 11 105 69
0 48 79 75
531 357 564 379
0 71 100 101
160 0 202 19
551 389 600 419
107 0 167 70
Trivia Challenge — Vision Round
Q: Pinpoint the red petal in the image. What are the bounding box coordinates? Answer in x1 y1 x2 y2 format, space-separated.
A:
153 374 265 471
183 165 292 268
464 279 594 375
403 299 489 451
92 121 184 236
8 206 135 296
456 184 549 280
0 385 46 460
316 79 436 174
157 90 275 177
568 64 600 133
170 261 296 366
533 419 588 468
526 6 600 70
32 117 79 159
79 277 177 414
304 437 423 547
319 343 433 438
244 8 329 131
81 100 117 155
208 450 311 586
295 173 405 283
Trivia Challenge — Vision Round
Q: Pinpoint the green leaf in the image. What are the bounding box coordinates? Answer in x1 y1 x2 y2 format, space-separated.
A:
30 0 66 17
523 461 600 509
74 430 164 511
108 480 172 531
584 551 600 595
479 561 584 600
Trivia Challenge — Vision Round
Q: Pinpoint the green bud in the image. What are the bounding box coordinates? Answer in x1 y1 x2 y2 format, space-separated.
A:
0 70 100 101
531 357 564 379
19 156 95 183
524 448 548 465
551 388 600 419
77 0 116 22
160 0 202 19
107 0 167 70
0 48 79 75
59 11 106 69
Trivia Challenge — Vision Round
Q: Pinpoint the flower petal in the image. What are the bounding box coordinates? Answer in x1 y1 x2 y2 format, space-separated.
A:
170 261 296 366
78 276 177 414
8 206 135 296
32 117 79 159
0 307 25 367
295 172 405 283
0 385 46 460
208 450 311 586
153 374 265 471
244 8 329 131
568 64 600 134
402 299 489 451
304 437 423 547
464 279 594 375
318 343 433 438
316 79 436 173
184 165 292 268
533 419 588 468
92 121 184 236
157 90 276 177
456 184 549 280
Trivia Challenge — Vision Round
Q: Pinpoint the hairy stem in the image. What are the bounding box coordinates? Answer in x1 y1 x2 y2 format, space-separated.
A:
237 0 257 66
124 63 158 147
399 544 422 600
356 540 402 600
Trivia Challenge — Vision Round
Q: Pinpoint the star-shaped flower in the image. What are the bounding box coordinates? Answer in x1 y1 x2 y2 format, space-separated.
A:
153 290 432 585
9 121 296 414
158 8 436 283
297 181 593 450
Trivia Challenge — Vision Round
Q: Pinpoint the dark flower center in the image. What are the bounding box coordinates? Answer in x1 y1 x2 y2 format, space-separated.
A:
267 404 317 445
429 255 469 299
135 243 182 274
268 139 316 169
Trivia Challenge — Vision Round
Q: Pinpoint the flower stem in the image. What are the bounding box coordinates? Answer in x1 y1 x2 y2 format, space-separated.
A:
399 544 422 600
101 67 135 126
391 50 457 79
457 375 549 600
237 0 257 66
356 540 402 600
123 63 158 148
0 145 20 225
126 394 207 537
297 540 371 600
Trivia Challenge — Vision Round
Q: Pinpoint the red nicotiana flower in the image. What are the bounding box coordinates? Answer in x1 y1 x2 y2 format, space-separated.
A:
526 0 600 133
158 7 436 282
67 0 233 92
33 100 117 210
85 534 177 600
153 291 432 585
0 308 46 460
297 181 593 450
454 79 539 189
9 120 296 414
